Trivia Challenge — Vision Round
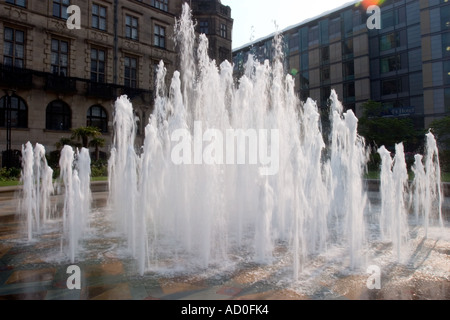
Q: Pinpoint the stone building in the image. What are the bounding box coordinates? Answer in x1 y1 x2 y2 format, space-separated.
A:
0 0 233 167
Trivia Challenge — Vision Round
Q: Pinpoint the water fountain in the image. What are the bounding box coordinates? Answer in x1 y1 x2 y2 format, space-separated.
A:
18 143 92 263
13 4 447 288
19 142 54 241
106 3 445 278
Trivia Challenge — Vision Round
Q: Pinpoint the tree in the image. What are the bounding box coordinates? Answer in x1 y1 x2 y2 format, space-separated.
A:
429 115 450 172
89 136 106 161
71 126 101 149
358 100 424 152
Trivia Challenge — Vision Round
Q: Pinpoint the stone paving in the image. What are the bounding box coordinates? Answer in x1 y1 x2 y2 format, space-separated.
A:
0 187 449 301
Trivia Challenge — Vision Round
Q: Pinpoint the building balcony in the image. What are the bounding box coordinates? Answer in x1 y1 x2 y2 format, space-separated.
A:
45 74 77 94
0 64 33 90
86 82 116 100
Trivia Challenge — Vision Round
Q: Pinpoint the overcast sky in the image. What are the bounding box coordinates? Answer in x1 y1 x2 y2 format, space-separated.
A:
221 0 359 49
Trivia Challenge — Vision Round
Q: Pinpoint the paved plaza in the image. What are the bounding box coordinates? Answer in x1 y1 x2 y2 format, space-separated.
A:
0 184 449 301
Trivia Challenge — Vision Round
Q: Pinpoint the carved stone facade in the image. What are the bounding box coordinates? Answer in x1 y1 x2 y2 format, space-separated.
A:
0 0 233 166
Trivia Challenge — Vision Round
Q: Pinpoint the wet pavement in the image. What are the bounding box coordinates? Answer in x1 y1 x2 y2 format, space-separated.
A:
0 185 449 302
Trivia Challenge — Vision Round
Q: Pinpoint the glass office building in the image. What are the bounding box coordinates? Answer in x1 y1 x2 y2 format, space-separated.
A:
232 0 450 129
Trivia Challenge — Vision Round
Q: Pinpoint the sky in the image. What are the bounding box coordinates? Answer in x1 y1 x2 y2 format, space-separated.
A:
221 0 359 50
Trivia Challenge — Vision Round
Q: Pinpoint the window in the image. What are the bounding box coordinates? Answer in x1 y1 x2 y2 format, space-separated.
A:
444 60 450 85
51 38 69 76
300 27 309 51
300 72 309 102
199 21 209 34
321 66 330 83
442 5 450 30
3 27 25 68
380 32 400 51
445 88 450 112
46 100 71 131
289 33 299 52
321 46 330 64
219 47 230 62
382 78 402 96
343 61 354 80
151 0 168 12
91 48 106 83
220 24 227 39
0 94 27 128
343 82 355 101
53 0 70 19
154 25 166 48
329 17 341 38
87 105 108 133
442 32 450 57
92 4 107 31
341 10 353 37
124 56 137 88
125 15 138 40
380 55 401 73
309 25 319 45
321 86 331 107
342 38 353 59
300 52 309 71
6 0 26 7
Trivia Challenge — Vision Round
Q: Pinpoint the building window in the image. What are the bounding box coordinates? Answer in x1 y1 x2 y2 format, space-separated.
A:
51 38 69 76
154 25 166 48
444 60 450 85
380 32 400 51
380 54 401 73
321 46 330 64
91 48 106 83
92 4 107 31
125 15 139 40
0 94 28 128
343 61 354 80
151 0 168 12
199 21 209 35
343 82 355 101
320 66 330 83
219 47 230 62
53 0 70 19
321 86 331 107
46 100 71 131
87 105 108 133
289 32 299 52
445 88 450 112
220 24 227 38
382 78 402 96
308 25 319 46
6 0 26 7
300 52 309 71
442 32 450 57
342 38 353 59
124 56 137 88
3 27 25 68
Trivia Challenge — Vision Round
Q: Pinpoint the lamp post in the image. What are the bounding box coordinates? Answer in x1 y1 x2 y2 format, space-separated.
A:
3 89 15 168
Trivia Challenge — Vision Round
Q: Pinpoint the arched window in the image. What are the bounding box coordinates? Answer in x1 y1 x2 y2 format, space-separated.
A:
86 105 108 133
0 94 28 128
46 100 71 131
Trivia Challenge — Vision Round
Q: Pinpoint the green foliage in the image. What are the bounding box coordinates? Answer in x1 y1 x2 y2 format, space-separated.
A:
429 115 450 172
71 126 102 148
0 167 21 181
358 100 424 152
